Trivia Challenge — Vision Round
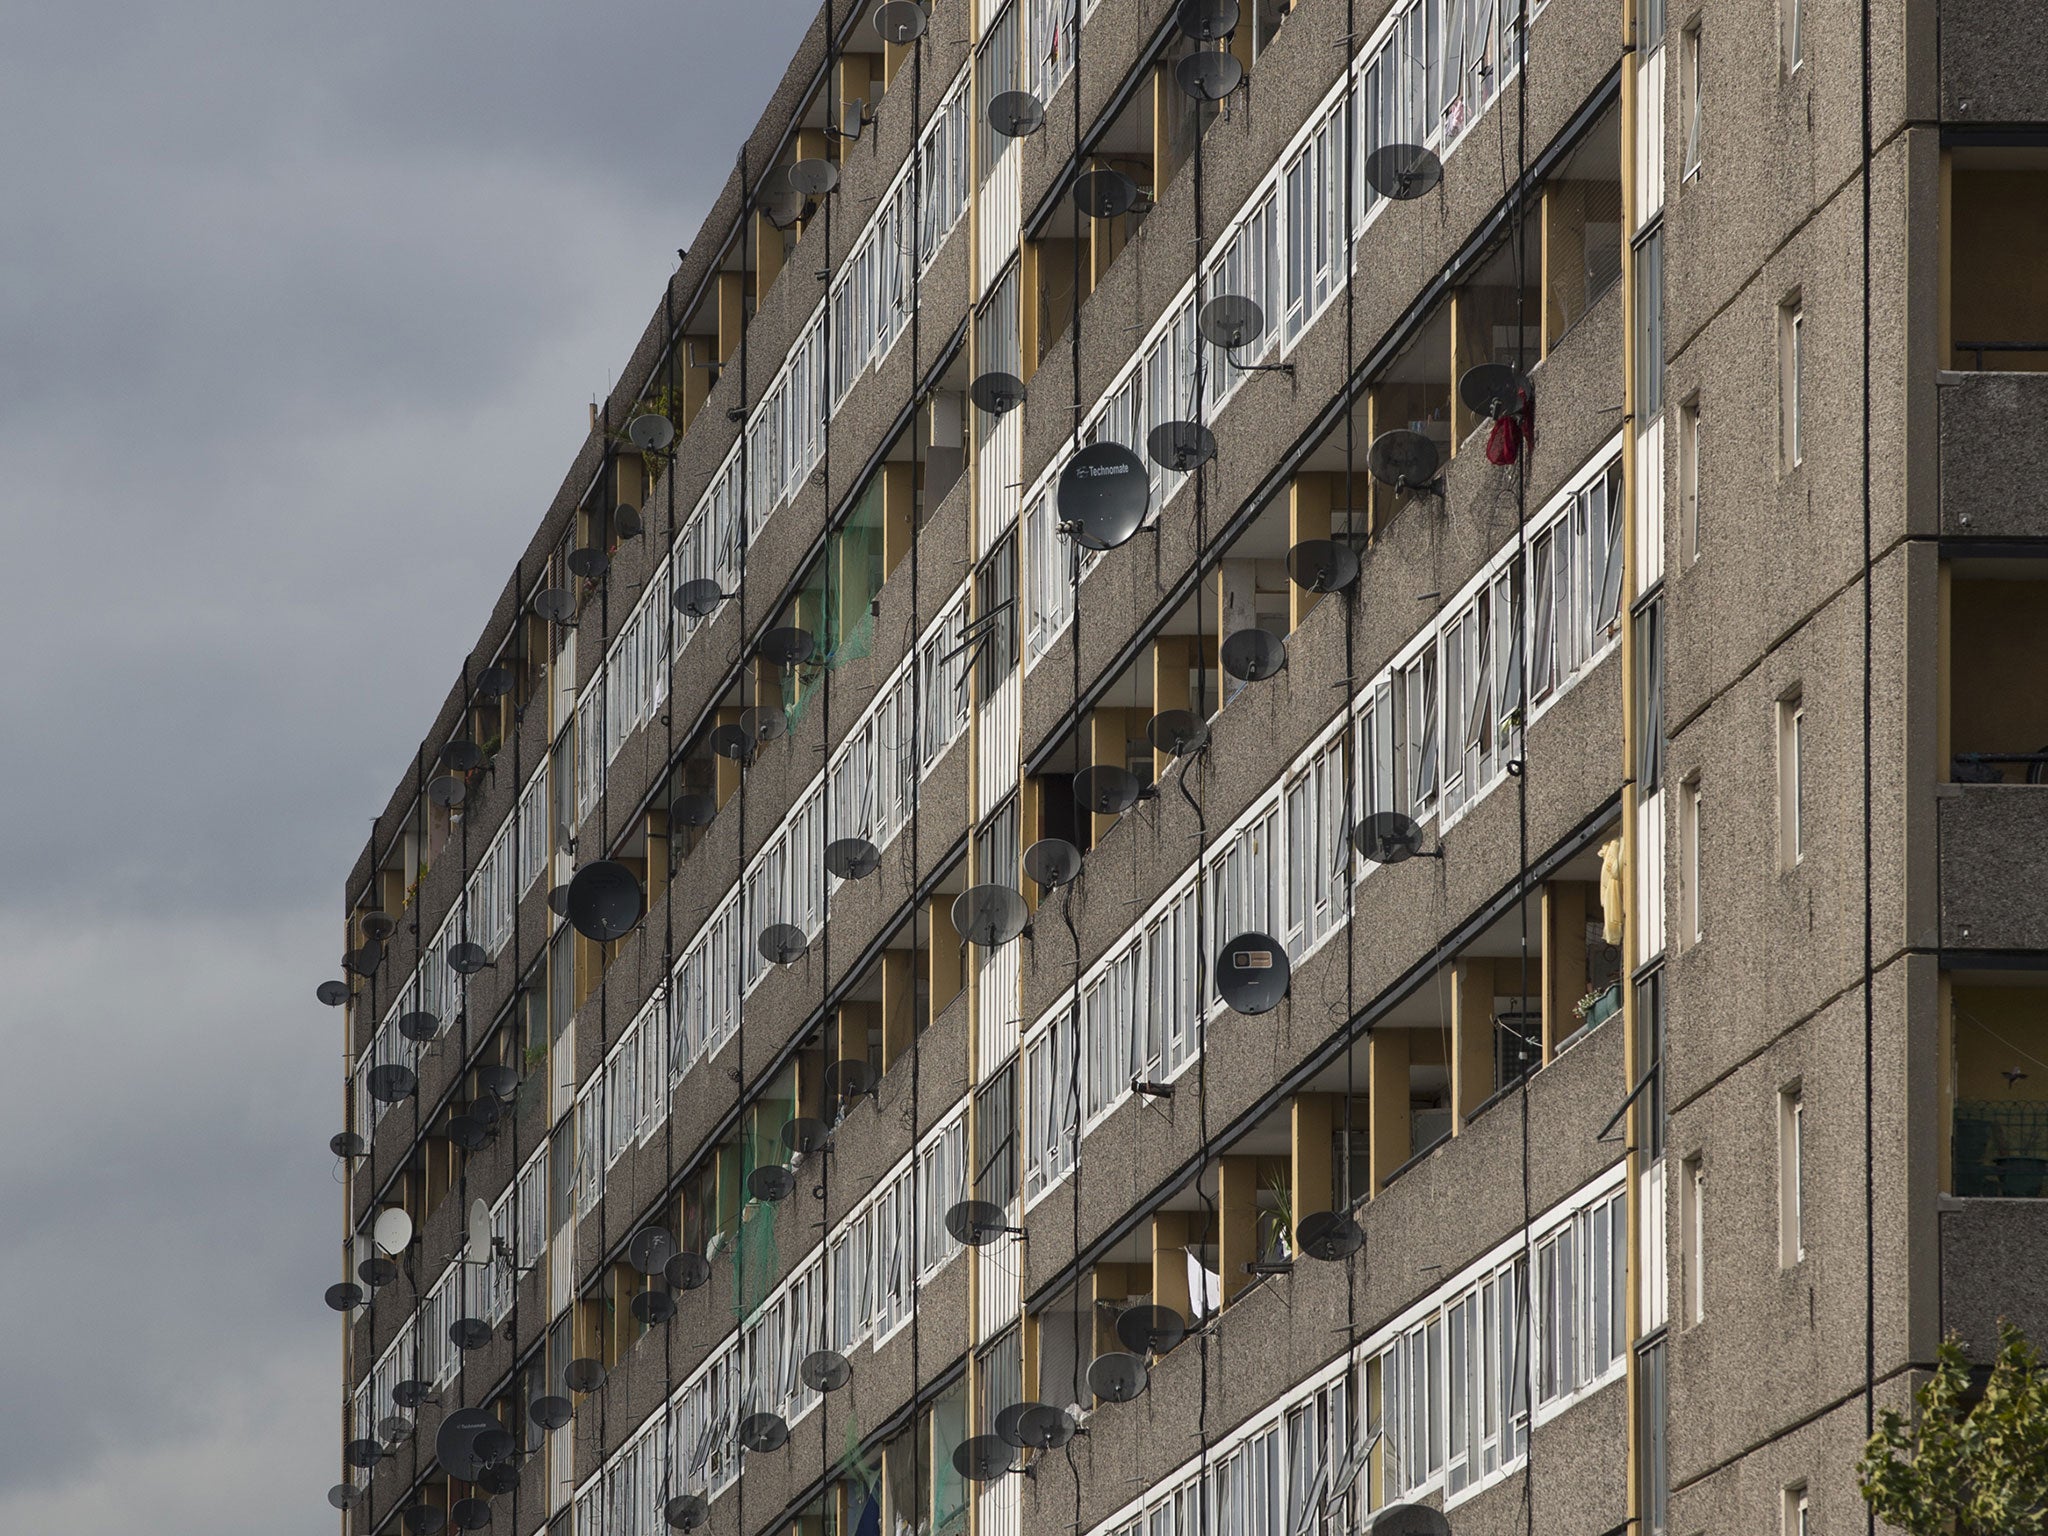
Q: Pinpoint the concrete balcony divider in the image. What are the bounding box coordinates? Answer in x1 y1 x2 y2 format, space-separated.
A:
1937 783 2048 953
1938 370 2048 540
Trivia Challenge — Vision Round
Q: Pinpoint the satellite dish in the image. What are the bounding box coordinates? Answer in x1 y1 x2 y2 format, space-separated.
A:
392 1380 435 1409
758 626 817 667
800 1348 852 1392
466 1197 492 1265
378 1413 415 1444
449 941 491 975
951 885 1030 947
477 1463 519 1496
1367 427 1442 489
1296 1210 1365 1261
629 412 676 452
324 1282 366 1312
1220 628 1286 682
442 739 483 771
529 1393 573 1430
1354 810 1426 864
671 791 718 828
1058 442 1150 551
758 167 806 229
1176 0 1240 39
398 1010 440 1043
1175 49 1244 101
666 1494 710 1531
469 1094 503 1129
953 1434 1018 1482
565 1358 607 1394
992 1402 1042 1449
944 1199 1022 1247
748 1164 796 1202
1287 539 1360 594
1199 293 1268 350
476 663 515 698
738 1411 790 1453
343 942 383 977
757 923 809 965
404 1506 448 1535
1146 419 1217 472
366 1064 417 1104
330 1132 366 1158
628 1227 677 1276
1072 763 1146 816
823 1057 875 1102
534 587 575 625
477 1064 520 1101
782 1116 830 1154
1023 837 1082 889
1215 932 1290 1014
450 1316 493 1352
1147 709 1209 757
475 1425 517 1464
631 1289 677 1324
1116 1303 1188 1354
1073 167 1140 220
1459 362 1533 420
328 1484 365 1511
710 722 756 763
358 1255 400 1288
546 883 571 917
741 704 786 743
970 371 1027 416
675 578 730 619
317 979 350 1007
359 910 396 941
1089 1351 1150 1402
343 1438 385 1469
1369 1508 1453 1536
987 89 1045 137
450 1498 494 1531
567 546 609 581
436 1406 497 1483
825 836 881 879
565 860 644 942
1363 143 1443 201
373 1206 414 1256
1016 1403 1078 1450
666 1251 712 1291
614 503 644 542
874 0 928 43
788 159 839 198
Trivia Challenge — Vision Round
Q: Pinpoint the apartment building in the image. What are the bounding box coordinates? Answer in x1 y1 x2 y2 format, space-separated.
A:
322 1 2048 1534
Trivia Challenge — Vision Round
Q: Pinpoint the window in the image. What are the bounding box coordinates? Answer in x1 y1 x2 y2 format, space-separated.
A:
1779 1082 1805 1265
1638 1338 1669 1536
1778 692 1804 867
1679 394 1701 561
1635 600 1664 797
1784 1485 1810 1536
1680 774 1703 944
1680 1154 1705 1324
1640 0 1666 47
1780 297 1804 469
1636 228 1665 418
1786 0 1803 72
1681 23 1703 178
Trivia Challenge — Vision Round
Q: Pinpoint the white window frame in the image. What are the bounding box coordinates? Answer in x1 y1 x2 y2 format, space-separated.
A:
1779 1082 1806 1266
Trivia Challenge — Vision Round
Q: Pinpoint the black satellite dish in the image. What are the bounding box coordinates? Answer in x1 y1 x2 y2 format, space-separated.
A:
449 941 491 975
328 1484 365 1510
366 1064 417 1104
1072 167 1139 220
477 1064 520 1101
1459 362 1533 421
1367 428 1443 490
614 504 644 541
343 1438 385 1469
710 722 756 763
530 1393 573 1430
324 1282 365 1312
534 587 575 626
629 412 676 452
378 1413 415 1444
987 89 1045 137
1176 0 1240 39
738 1412 790 1453
1369 1508 1453 1536
672 791 718 828
330 1132 366 1158
1116 1303 1188 1354
357 1256 399 1289
468 1094 503 1128
1221 628 1286 682
944 1199 1023 1246
405 1507 448 1535
666 1494 710 1531
449 1317 493 1352
442 739 483 771
971 371 1027 416
343 941 383 977
788 159 839 198
675 578 730 620
759 626 816 667
1058 441 1150 551
436 1407 498 1484
782 1116 830 1154
951 885 1030 947
1215 932 1290 1014
631 1290 677 1324
801 1348 853 1392
476 663 515 698
547 883 571 917
825 836 881 879
474 1426 516 1465
993 1402 1045 1449
1016 1403 1078 1450
564 1358 607 1394
741 704 786 743
823 1057 875 1102
1146 419 1217 472
1176 48 1243 101
359 910 397 941
628 1228 677 1276
1296 1210 1365 1261
1354 810 1427 864
1072 763 1147 816
666 1251 712 1291
953 1434 1018 1482
1089 1351 1150 1402
758 923 809 965
1023 837 1082 889
1287 539 1360 594
1198 293 1268 351
567 547 609 581
477 1463 519 1495
874 0 928 43
393 1380 435 1409
565 860 643 943
1147 709 1209 757
398 1010 440 1043
749 1164 796 1202
317 979 350 1007
451 1498 494 1531
1363 143 1443 201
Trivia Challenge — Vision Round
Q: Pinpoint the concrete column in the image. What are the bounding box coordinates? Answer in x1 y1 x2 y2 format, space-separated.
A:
881 461 917 577
1151 1212 1193 1325
1367 1030 1411 1194
1087 709 1137 846
1451 958 1496 1131
716 271 746 366
1152 637 1193 780
928 897 962 1019
1218 1157 1262 1305
1288 475 1334 630
1542 882 1590 1061
1291 1093 1337 1223
881 949 916 1068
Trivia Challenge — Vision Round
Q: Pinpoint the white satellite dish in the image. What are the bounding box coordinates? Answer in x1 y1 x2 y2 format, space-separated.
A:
372 1206 414 1257
465 1198 492 1267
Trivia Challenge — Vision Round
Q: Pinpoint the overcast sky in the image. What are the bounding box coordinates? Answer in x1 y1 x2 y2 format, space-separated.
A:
0 4 812 1529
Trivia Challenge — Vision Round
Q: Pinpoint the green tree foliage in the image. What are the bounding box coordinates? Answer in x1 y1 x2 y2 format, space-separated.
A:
1858 1321 2048 1536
